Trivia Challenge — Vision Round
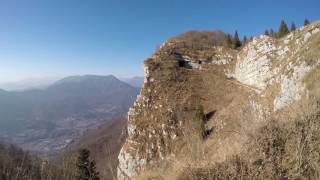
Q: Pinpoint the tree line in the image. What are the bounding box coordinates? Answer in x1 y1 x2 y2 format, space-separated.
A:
0 143 100 180
226 18 311 49
265 18 310 38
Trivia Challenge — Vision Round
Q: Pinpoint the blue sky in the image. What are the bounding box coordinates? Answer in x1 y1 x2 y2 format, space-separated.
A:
0 0 319 83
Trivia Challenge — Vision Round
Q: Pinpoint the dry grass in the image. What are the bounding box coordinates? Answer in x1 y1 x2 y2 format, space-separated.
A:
178 101 320 180
0 143 75 180
169 31 227 48
136 98 320 180
61 117 127 180
134 24 320 180
304 65 320 99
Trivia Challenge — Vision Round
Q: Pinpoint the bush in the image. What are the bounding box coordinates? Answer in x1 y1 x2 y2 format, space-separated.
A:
193 103 206 139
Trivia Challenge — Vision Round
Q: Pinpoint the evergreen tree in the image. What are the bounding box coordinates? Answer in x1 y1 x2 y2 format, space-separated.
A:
270 29 275 37
243 36 248 44
290 21 296 31
232 30 241 49
76 149 100 180
264 30 269 36
226 34 232 48
304 18 310 26
278 20 289 38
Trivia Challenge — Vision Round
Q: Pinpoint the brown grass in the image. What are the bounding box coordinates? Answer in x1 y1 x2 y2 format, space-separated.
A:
60 117 127 180
178 101 320 180
134 23 320 180
136 98 320 180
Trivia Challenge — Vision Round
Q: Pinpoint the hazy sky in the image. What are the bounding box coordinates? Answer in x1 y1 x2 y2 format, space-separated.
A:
0 0 319 83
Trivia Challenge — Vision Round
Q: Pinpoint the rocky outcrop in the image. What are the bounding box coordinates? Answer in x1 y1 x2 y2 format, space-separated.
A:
235 35 277 91
234 23 320 110
117 22 320 179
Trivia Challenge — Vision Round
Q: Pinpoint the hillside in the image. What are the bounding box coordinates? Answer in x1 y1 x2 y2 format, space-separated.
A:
0 143 74 180
0 75 139 157
117 22 320 179
64 117 127 180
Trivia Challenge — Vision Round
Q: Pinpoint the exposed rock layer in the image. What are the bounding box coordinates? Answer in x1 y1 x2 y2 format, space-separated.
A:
118 22 320 179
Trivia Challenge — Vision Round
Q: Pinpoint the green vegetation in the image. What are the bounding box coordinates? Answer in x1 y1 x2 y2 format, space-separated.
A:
243 36 248 44
193 103 206 139
304 18 310 26
291 21 297 31
226 34 232 48
278 20 289 38
270 28 275 37
133 18 320 180
232 30 242 49
263 19 310 39
76 149 100 180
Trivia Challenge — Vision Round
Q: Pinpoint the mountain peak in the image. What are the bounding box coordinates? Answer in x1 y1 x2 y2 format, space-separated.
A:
118 21 320 179
54 75 119 85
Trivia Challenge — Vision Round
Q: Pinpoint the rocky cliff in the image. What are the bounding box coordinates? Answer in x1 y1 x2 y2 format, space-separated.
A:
117 22 320 179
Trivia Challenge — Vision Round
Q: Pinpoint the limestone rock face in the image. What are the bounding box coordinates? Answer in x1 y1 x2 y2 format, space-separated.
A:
117 22 320 179
235 35 277 91
234 22 320 110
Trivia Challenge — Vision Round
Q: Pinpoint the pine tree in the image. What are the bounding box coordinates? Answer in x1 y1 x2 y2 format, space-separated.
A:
270 29 275 37
76 149 100 180
243 36 248 44
304 18 310 26
291 21 296 31
232 30 241 49
264 30 269 36
278 20 289 38
226 34 232 48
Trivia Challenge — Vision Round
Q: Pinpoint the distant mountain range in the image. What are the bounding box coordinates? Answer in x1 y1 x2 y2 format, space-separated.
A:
120 76 144 88
0 75 139 157
0 76 144 91
0 77 60 91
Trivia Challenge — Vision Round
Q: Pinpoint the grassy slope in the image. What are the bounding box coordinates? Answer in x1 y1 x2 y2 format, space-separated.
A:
61 117 127 180
135 24 320 179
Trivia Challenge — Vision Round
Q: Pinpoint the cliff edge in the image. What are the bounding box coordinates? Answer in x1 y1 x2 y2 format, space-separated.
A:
118 22 320 179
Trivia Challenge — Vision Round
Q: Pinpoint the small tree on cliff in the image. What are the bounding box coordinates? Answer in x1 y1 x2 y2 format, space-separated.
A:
76 149 100 180
278 20 289 38
265 30 270 36
270 28 275 37
304 18 310 26
232 30 241 49
226 34 232 48
290 21 296 31
243 36 248 44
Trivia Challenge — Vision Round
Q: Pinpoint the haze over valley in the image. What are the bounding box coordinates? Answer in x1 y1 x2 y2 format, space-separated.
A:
0 0 319 180
0 75 140 157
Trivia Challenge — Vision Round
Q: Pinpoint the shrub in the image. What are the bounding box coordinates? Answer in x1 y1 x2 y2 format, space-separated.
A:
193 103 206 139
